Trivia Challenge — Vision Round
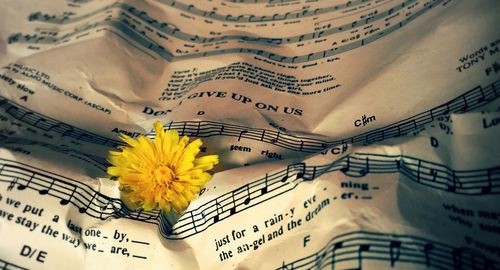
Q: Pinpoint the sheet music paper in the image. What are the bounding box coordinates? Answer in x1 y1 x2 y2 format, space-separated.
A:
1 0 499 269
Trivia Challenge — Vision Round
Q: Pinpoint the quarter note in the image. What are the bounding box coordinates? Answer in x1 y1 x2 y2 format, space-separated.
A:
79 193 97 214
270 131 280 143
181 122 187 135
430 168 438 182
243 185 251 205
261 174 269 194
39 179 55 195
60 186 77 205
281 166 290 182
395 159 401 171
296 163 306 180
358 157 369 177
229 191 237 215
416 160 422 182
315 250 326 268
447 172 460 192
442 103 450 115
17 172 35 190
476 86 486 102
213 199 222 223
341 156 351 174
357 244 370 270
331 241 343 270
481 168 496 194
423 243 434 267
389 240 402 267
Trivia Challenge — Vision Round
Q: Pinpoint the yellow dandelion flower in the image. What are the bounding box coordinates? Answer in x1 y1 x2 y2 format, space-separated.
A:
107 121 219 214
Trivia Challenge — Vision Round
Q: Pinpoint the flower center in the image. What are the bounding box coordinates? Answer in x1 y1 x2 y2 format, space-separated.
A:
153 165 175 185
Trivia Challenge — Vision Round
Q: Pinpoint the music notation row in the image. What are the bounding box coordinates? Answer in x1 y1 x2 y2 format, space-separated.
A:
156 0 369 23
0 259 28 270
0 96 121 148
10 0 443 63
26 0 375 24
0 79 498 155
0 158 157 223
277 231 500 270
150 80 497 151
27 0 414 46
0 136 108 171
1 148 498 241
160 153 500 239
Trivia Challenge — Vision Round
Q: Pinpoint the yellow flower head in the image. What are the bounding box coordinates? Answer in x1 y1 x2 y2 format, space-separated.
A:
107 121 219 214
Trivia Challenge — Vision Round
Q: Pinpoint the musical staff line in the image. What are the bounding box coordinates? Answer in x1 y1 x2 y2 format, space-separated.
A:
0 259 29 270
161 153 500 239
28 0 369 25
26 0 413 46
150 79 499 151
276 231 500 270
0 158 158 223
0 95 121 148
1 79 499 155
11 0 446 63
2 148 498 240
226 0 331 4
155 0 370 23
0 136 108 171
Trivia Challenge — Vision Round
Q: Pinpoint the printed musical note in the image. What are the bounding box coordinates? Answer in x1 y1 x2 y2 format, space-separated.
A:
296 163 306 180
17 173 34 190
280 231 500 270
358 157 370 177
315 250 326 269
213 199 222 223
229 191 237 215
79 193 97 214
261 173 269 194
357 244 370 270
429 168 438 182
448 172 459 192
424 243 435 267
416 160 422 182
331 241 343 270
281 166 290 182
270 131 280 144
243 185 251 205
481 168 496 194
60 186 77 205
459 96 469 112
389 241 402 267
341 156 351 174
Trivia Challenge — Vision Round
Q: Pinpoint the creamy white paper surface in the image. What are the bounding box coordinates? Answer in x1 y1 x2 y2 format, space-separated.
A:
0 0 500 269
